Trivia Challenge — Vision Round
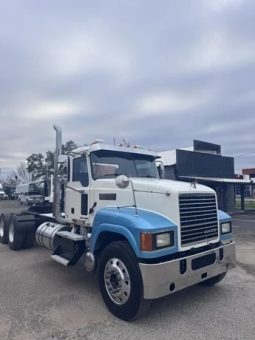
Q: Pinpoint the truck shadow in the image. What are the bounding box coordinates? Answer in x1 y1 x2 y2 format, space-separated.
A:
26 246 232 323
138 283 230 324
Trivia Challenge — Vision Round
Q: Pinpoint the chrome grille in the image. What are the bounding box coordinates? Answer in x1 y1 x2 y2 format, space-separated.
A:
179 193 218 246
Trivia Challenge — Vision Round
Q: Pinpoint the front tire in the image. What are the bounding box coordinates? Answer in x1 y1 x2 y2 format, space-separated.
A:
98 241 151 321
200 272 226 287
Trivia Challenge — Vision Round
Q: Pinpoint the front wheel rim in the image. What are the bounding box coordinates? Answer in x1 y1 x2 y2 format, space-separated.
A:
104 257 131 305
9 223 14 243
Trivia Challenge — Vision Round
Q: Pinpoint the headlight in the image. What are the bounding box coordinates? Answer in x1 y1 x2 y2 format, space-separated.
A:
156 233 171 248
140 231 174 251
221 222 232 234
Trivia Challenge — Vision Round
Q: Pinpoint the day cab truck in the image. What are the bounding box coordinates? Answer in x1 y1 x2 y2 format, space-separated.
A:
16 180 51 206
0 126 236 321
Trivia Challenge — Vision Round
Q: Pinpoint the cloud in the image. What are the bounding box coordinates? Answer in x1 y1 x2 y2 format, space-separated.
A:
205 0 244 11
0 0 254 177
24 100 84 120
187 30 255 73
137 91 211 115
46 31 132 79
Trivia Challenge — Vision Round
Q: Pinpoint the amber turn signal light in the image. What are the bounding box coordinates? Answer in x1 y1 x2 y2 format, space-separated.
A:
140 232 153 251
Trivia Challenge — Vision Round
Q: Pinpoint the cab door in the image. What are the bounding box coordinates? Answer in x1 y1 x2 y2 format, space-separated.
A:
65 156 90 224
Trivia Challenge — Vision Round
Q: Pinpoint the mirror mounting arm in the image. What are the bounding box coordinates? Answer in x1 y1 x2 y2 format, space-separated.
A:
115 175 138 216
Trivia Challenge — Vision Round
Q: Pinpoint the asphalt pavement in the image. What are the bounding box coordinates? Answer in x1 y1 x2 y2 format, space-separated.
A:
0 200 254 340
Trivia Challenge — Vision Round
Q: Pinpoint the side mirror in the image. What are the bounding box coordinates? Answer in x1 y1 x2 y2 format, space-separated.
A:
115 175 130 189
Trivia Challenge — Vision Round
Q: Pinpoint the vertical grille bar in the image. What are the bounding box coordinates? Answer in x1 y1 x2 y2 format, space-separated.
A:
179 194 218 246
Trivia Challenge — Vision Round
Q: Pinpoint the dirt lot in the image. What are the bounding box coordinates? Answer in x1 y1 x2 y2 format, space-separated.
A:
0 200 254 340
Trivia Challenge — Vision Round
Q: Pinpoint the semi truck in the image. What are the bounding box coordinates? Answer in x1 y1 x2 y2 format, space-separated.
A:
0 126 236 320
16 176 54 205
16 182 45 205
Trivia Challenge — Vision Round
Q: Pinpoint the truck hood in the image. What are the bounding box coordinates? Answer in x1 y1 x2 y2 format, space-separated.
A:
130 178 215 196
91 176 218 252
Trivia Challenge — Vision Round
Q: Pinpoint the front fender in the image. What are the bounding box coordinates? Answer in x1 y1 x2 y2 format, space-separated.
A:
218 210 233 241
218 210 231 223
90 207 178 259
90 223 139 256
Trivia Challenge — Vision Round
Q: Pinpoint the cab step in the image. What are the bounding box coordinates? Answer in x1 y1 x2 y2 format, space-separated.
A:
51 254 70 266
51 231 86 266
56 230 85 241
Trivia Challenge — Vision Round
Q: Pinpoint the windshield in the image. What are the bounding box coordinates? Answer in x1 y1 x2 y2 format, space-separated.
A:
91 150 159 179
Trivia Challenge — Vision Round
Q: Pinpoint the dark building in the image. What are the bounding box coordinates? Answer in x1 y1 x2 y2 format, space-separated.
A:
159 140 253 212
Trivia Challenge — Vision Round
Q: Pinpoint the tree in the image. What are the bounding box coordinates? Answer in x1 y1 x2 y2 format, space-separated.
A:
4 171 18 187
25 140 78 181
4 163 30 187
45 151 54 176
16 162 30 182
27 153 45 181
62 140 78 155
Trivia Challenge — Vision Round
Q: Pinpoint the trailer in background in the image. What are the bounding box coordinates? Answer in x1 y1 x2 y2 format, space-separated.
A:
16 178 53 205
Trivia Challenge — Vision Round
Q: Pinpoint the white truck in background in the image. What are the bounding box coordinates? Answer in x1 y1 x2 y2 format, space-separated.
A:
0 126 236 321
16 178 53 206
0 190 8 200
0 183 8 200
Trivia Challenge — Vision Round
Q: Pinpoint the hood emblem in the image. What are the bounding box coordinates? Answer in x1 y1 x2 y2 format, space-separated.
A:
191 179 197 189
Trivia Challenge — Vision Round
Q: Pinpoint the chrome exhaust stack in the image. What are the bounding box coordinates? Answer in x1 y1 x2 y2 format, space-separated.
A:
53 125 69 224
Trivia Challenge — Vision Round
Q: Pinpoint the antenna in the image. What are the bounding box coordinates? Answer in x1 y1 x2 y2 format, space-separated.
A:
123 138 129 146
129 179 138 216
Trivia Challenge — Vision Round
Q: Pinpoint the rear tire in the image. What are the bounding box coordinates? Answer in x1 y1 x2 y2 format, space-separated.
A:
98 241 151 321
23 230 35 248
8 215 25 250
0 213 12 244
200 272 226 287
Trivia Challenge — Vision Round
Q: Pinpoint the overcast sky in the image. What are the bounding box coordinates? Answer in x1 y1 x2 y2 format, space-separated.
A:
0 0 254 178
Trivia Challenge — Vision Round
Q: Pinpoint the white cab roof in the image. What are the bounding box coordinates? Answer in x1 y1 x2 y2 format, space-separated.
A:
72 143 160 158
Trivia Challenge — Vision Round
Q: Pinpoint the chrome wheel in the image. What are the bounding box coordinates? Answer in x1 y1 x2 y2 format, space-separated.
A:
104 257 131 305
9 223 14 243
0 219 4 238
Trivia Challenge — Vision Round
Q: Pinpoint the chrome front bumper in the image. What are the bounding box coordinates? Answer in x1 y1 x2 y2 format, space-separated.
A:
139 241 236 300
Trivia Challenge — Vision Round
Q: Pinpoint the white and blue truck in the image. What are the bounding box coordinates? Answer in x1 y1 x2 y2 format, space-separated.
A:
0 126 236 320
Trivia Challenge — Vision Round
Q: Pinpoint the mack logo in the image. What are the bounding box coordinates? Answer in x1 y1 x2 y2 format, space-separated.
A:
203 228 217 234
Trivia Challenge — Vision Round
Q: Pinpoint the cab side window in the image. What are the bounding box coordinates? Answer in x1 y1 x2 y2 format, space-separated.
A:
72 157 89 187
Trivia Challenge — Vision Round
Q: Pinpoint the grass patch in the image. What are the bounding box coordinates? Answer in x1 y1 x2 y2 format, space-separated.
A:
235 198 255 209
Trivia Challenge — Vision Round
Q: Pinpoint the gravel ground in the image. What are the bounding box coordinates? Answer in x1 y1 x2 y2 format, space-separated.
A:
0 200 254 340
